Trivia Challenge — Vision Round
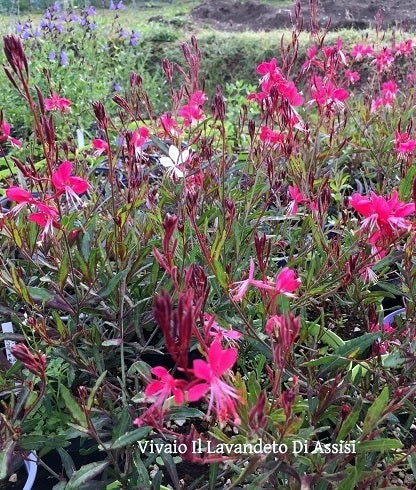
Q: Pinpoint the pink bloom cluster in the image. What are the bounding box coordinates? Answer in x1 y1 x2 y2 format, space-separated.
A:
229 259 301 301
135 339 240 426
6 161 88 239
45 93 71 112
0 120 21 147
179 90 206 127
248 58 303 107
350 44 373 61
395 130 416 157
371 80 398 112
350 191 415 255
309 76 349 112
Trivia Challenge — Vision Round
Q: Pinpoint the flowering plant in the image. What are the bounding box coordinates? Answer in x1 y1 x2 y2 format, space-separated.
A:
0 5 416 488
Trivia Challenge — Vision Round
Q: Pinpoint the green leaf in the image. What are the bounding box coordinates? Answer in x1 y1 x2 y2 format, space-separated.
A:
319 333 380 375
381 351 407 368
0 440 16 479
19 435 71 451
60 385 88 428
212 259 228 289
104 427 151 450
356 439 403 453
362 386 389 437
408 452 416 479
208 463 219 490
98 270 128 298
399 165 416 200
66 461 109 490
87 371 107 411
132 449 151 489
159 450 180 490
337 399 362 442
57 448 75 479
52 482 68 490
306 320 345 349
27 286 54 303
168 406 205 420
57 253 70 291
337 466 357 490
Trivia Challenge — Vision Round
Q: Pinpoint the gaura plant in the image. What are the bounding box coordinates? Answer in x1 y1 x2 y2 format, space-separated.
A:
1 6 416 488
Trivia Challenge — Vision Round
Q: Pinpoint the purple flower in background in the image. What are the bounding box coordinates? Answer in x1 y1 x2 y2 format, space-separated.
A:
117 1 126 9
109 0 116 9
79 18 86 26
39 18 47 28
49 50 56 61
58 13 66 21
53 2 61 12
44 9 52 20
116 136 124 147
22 30 31 40
120 28 128 37
130 31 141 46
60 50 68 66
113 82 122 91
89 22 97 30
55 23 65 33
33 28 41 38
15 22 23 33
69 13 80 22
86 6 96 16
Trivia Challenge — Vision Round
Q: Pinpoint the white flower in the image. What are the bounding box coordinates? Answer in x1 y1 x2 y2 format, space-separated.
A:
159 145 189 179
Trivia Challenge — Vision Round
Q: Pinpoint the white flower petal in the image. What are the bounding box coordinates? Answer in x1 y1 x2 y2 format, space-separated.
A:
174 167 184 178
179 148 190 164
159 156 174 168
168 145 180 163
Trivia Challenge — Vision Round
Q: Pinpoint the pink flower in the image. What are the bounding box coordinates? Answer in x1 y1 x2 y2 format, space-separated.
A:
287 185 306 214
160 113 182 137
52 161 89 205
144 366 186 407
29 202 59 239
395 130 416 157
92 138 109 156
178 91 206 127
374 47 394 72
205 313 242 343
179 104 204 127
350 191 415 237
302 45 320 73
345 69 360 85
395 39 413 57
189 90 207 106
44 93 71 112
188 340 240 423
259 126 284 146
254 58 304 106
350 44 373 61
309 76 349 111
230 260 301 301
381 80 398 96
229 259 264 301
322 38 347 65
131 126 150 149
0 121 21 147
6 186 37 214
272 267 301 298
370 321 398 354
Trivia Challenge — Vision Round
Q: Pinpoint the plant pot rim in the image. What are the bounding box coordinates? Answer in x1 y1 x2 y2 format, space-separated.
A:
383 308 406 325
22 452 37 490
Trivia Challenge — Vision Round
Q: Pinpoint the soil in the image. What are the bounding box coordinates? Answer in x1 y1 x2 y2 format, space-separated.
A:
191 0 416 32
